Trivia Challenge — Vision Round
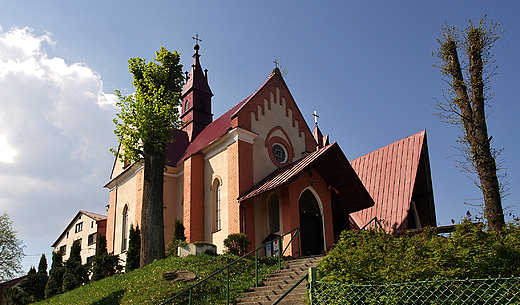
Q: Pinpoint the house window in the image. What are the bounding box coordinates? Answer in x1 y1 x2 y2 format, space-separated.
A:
88 233 97 246
66 232 69 238
122 205 129 252
75 222 83 233
59 245 66 255
86 255 95 266
269 194 280 233
214 180 222 231
91 221 94 228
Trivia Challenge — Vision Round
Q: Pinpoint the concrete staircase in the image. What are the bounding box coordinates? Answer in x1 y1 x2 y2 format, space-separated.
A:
236 255 323 305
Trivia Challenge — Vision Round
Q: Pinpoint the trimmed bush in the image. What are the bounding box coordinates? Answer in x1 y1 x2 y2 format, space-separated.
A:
223 233 251 256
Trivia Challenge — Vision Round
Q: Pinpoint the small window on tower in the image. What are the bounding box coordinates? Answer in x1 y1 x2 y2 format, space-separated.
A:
185 100 190 112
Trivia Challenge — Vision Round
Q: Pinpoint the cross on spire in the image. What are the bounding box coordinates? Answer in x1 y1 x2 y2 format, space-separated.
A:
313 111 319 124
192 32 202 45
273 59 280 69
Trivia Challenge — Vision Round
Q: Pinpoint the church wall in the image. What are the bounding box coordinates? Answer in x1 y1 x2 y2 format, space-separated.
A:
204 148 229 252
183 154 205 242
252 189 283 252
110 155 125 180
227 140 254 236
106 168 143 261
163 175 175 244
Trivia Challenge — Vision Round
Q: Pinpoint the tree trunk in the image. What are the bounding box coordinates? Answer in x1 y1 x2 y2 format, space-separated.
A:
140 150 166 268
467 30 504 230
442 30 505 230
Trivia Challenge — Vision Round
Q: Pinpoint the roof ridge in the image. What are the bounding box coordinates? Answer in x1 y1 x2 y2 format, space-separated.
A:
351 130 426 162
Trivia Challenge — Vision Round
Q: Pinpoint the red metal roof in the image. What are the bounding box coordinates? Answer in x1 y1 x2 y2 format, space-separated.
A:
239 143 336 201
175 97 250 164
349 130 427 232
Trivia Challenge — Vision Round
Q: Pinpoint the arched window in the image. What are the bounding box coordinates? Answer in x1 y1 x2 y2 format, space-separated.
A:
214 180 222 231
268 194 280 233
122 205 128 252
184 100 190 112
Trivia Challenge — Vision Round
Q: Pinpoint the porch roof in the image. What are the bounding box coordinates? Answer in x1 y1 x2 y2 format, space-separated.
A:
238 142 374 215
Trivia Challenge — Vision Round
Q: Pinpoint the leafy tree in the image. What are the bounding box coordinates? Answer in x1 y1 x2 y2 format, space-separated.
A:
112 47 184 267
435 16 505 230
62 240 88 292
91 234 120 281
223 233 251 256
125 225 140 272
45 251 64 298
0 213 24 281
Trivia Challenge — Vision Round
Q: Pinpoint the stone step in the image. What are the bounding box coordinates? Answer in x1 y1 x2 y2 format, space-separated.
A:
236 255 323 304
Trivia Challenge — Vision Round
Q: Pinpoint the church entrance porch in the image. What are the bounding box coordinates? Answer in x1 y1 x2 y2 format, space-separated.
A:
299 189 324 256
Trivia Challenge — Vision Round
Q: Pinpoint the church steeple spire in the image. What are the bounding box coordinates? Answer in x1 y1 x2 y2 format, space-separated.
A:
181 39 213 142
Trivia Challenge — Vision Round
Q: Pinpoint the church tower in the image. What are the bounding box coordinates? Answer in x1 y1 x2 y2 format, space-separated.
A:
180 43 213 142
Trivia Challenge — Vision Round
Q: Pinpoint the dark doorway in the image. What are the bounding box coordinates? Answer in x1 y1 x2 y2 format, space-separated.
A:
299 189 324 256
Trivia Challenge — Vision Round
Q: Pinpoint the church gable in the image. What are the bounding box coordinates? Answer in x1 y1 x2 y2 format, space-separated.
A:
232 69 317 184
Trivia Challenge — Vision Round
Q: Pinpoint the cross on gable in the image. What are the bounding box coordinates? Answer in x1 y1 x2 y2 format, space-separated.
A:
273 59 280 69
313 111 319 124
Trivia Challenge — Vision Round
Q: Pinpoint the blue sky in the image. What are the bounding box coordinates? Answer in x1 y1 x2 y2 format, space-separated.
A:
0 1 519 273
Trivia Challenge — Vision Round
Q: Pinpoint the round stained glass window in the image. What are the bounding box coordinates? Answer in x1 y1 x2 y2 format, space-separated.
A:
272 144 287 164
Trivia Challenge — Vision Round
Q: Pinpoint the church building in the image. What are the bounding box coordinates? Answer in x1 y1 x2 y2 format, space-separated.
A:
104 44 436 261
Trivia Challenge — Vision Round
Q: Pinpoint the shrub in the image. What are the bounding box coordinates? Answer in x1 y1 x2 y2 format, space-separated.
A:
166 220 187 257
125 224 141 271
92 234 120 281
318 222 520 284
62 240 88 292
223 233 251 256
45 251 64 298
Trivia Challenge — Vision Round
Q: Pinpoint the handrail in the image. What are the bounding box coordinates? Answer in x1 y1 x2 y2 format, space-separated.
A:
359 217 383 231
272 273 309 305
159 227 300 305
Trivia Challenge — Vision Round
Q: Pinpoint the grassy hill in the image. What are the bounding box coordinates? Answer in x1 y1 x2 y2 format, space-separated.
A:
35 254 279 305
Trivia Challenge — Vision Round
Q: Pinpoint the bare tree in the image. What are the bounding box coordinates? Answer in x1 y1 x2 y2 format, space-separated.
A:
435 16 505 230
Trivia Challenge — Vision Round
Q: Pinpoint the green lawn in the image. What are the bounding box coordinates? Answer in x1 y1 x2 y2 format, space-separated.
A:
35 254 280 305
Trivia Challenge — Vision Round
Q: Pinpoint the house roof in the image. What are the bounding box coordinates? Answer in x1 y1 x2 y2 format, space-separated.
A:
0 275 27 288
51 211 107 248
349 130 432 231
239 142 374 215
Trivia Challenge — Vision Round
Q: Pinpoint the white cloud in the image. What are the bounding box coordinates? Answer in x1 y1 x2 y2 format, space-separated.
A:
0 134 17 163
0 27 119 270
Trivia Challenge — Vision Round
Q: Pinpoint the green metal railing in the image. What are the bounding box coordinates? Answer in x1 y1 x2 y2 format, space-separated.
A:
159 227 300 305
308 271 520 305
